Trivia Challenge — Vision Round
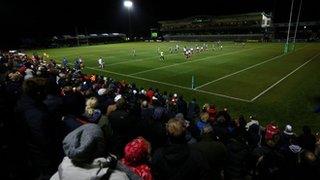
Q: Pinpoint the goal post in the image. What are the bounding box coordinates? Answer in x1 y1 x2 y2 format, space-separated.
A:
284 0 295 54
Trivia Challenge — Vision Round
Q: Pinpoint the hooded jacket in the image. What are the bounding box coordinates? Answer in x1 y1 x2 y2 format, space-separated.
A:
51 124 140 180
152 143 212 180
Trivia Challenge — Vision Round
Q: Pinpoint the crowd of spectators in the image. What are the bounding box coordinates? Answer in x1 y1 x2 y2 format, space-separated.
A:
0 51 320 180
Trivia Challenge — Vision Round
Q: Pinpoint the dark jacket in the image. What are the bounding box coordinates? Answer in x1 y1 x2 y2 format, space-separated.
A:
190 136 227 179
252 144 285 180
224 138 250 180
15 95 57 177
108 109 136 157
152 143 212 180
177 98 187 116
186 101 200 121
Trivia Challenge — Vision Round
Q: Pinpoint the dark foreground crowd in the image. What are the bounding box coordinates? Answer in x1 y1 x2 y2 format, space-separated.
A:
0 52 320 180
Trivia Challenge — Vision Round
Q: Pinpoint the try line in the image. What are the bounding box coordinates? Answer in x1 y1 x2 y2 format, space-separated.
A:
250 52 320 102
195 45 308 90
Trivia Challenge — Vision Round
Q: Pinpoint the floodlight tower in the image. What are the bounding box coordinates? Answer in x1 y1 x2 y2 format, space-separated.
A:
124 0 133 40
284 0 295 54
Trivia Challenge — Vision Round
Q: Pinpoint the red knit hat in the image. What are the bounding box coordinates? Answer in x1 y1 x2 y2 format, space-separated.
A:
123 137 150 166
265 123 280 140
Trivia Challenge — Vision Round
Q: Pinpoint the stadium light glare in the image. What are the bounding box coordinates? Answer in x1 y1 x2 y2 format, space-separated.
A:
124 1 133 9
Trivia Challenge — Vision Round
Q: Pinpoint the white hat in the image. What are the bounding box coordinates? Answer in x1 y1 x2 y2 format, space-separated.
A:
133 90 137 94
152 96 158 100
59 73 66 78
173 93 178 98
114 94 122 102
141 89 146 95
284 125 293 135
97 88 107 96
142 100 148 107
25 68 33 75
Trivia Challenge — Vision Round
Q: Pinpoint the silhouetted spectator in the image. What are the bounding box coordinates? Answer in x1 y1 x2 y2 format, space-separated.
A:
298 126 316 152
152 118 212 180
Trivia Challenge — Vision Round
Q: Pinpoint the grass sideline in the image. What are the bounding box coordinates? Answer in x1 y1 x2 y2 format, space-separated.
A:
28 42 320 132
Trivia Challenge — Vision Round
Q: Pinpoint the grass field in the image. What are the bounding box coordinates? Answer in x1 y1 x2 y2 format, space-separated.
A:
29 42 320 132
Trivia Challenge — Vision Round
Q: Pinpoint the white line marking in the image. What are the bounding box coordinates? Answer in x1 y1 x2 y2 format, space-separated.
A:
195 45 309 90
129 47 259 76
250 52 320 102
86 67 251 102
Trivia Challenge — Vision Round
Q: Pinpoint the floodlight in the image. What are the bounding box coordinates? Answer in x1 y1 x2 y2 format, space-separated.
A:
124 1 133 9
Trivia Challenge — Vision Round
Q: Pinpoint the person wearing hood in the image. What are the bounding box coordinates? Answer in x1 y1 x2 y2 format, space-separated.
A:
151 118 212 180
51 123 140 180
280 137 303 179
190 125 227 180
279 124 296 150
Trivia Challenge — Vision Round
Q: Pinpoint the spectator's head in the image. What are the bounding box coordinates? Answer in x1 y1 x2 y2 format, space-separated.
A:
166 118 187 143
175 113 185 121
115 95 126 110
22 77 47 101
141 100 148 108
300 150 317 165
202 103 210 111
122 137 151 166
284 124 294 136
200 112 209 122
62 86 73 96
97 88 107 96
62 124 106 166
8 71 22 82
85 97 98 116
265 122 280 146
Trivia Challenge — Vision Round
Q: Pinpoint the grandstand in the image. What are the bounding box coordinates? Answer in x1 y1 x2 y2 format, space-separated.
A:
159 12 272 41
51 33 126 47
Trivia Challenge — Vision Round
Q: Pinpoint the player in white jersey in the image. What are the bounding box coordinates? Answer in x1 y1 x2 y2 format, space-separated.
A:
159 51 164 61
186 50 192 60
98 57 105 69
196 46 200 53
175 44 179 52
78 57 84 69
132 48 136 56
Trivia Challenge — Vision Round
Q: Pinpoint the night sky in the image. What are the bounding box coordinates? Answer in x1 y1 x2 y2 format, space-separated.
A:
0 0 318 48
